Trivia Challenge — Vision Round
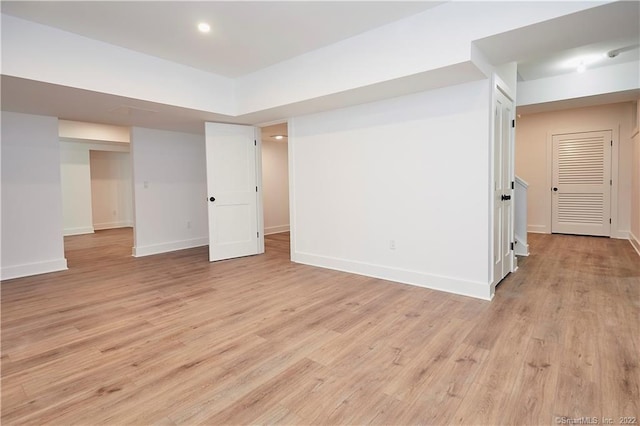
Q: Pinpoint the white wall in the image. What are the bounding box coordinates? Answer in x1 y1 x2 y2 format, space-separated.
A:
262 139 290 234
630 101 640 254
1 111 67 280
131 127 208 256
60 142 94 235
2 2 600 118
2 14 236 115
289 80 492 300
515 102 634 238
517 62 640 107
90 151 133 230
59 119 130 143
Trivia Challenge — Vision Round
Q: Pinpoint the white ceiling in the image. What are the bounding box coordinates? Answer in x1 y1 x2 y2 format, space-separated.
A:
0 1 443 78
1 1 638 132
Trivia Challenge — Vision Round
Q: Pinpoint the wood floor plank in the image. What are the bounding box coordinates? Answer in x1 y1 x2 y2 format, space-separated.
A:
1 229 638 425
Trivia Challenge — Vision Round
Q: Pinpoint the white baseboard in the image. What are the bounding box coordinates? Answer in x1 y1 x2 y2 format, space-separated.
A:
514 235 529 256
94 221 133 231
527 224 547 234
630 231 640 257
293 251 492 301
132 237 208 257
64 226 95 236
1 258 68 281
265 225 290 235
611 231 630 240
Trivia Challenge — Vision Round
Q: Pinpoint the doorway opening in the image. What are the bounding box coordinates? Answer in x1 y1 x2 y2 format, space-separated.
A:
59 120 134 267
260 122 290 257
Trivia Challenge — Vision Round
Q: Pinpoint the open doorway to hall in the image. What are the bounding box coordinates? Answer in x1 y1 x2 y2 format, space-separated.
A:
260 123 290 256
59 120 134 267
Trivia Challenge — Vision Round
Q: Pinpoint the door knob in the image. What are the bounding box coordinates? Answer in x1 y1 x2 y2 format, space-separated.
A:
553 187 558 192
501 194 511 201
209 196 216 202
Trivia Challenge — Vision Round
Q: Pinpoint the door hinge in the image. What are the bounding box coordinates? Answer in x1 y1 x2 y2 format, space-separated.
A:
511 119 515 128
610 179 612 186
257 231 260 238
610 140 613 146
609 218 612 224
511 181 515 190
254 140 257 146
256 186 258 192
510 242 514 251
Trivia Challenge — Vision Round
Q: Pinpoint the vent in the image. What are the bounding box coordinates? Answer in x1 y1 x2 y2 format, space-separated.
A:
557 137 605 185
557 193 604 224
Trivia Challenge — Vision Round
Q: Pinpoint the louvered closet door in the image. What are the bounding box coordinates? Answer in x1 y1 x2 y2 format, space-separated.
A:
551 130 611 236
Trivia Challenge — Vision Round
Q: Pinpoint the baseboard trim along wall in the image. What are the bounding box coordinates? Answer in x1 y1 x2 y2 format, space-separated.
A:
293 252 492 301
63 226 95 236
132 237 208 257
527 224 547 233
265 225 290 235
1 258 68 281
94 222 133 231
630 231 640 257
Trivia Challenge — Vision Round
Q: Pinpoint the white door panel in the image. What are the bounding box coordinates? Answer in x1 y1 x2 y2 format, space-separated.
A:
551 131 611 236
493 88 514 286
205 122 261 262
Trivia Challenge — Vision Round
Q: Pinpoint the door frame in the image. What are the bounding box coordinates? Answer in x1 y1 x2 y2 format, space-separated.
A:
545 125 620 237
490 74 516 295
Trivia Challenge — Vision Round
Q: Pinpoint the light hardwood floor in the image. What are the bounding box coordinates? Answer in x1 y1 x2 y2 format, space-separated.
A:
1 229 638 425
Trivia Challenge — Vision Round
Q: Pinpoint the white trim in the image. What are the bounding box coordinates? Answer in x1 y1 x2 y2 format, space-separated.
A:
265 225 290 235
63 226 95 236
527 224 548 234
254 127 265 255
611 231 630 240
93 222 133 231
294 252 492 301
629 231 640 257
1 258 68 281
288 120 298 262
514 236 529 256
132 237 208 257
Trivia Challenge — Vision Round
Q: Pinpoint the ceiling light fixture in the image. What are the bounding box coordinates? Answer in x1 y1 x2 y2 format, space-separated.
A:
197 22 211 33
563 53 604 73
272 135 286 140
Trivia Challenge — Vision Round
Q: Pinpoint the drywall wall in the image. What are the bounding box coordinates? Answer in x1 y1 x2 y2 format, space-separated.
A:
90 151 133 230
60 142 94 235
515 102 634 238
631 101 640 254
2 2 600 118
235 1 599 114
1 111 67 280
262 139 289 234
289 80 492 300
518 62 640 107
59 119 130 143
1 14 235 115
131 127 208 256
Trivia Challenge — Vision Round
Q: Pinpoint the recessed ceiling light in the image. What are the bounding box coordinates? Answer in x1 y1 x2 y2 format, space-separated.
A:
272 135 286 140
197 22 211 33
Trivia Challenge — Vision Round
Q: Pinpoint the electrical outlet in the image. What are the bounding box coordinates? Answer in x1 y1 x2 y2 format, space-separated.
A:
389 239 396 250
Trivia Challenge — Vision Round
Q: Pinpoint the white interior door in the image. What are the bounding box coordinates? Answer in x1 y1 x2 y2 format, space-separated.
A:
551 131 611 236
205 122 263 261
493 88 514 286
